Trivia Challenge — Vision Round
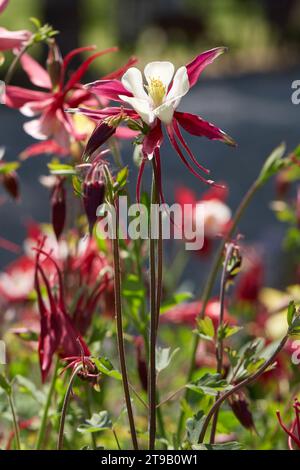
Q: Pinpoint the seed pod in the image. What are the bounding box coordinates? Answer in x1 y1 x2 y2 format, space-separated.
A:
51 178 66 240
2 171 19 200
83 165 105 234
229 392 255 431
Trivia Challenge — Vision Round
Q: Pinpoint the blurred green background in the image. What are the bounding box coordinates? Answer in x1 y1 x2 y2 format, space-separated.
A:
1 0 300 76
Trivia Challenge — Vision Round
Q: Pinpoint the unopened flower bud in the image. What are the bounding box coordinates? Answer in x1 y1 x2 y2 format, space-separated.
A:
2 171 19 200
229 392 255 431
51 178 66 240
47 41 62 90
83 166 105 234
134 336 148 392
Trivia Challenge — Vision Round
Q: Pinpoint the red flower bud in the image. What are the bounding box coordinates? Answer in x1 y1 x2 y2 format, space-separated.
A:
2 171 19 200
134 336 148 392
47 41 63 90
229 392 255 431
83 163 105 234
51 178 66 240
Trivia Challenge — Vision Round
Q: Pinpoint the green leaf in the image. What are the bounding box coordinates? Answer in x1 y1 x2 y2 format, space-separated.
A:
72 175 82 196
186 411 206 445
186 373 232 397
218 324 243 341
160 292 194 315
48 162 75 175
258 143 286 185
156 347 180 373
0 374 11 395
77 411 112 433
114 167 128 190
92 357 122 381
192 441 242 450
287 301 296 327
196 317 215 341
16 375 45 404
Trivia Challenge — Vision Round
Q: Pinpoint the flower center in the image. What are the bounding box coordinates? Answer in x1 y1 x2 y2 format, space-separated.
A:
147 78 166 107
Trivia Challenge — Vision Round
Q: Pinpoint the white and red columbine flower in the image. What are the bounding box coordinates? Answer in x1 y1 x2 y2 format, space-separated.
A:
75 48 235 200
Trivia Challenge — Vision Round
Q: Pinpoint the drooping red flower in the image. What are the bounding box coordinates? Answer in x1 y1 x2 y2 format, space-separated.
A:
74 48 235 200
34 243 90 382
4 45 136 150
277 398 300 450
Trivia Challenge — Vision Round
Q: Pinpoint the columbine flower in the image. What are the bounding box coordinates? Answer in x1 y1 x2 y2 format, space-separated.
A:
4 45 135 150
277 398 300 450
75 48 235 199
0 0 31 52
175 184 231 254
34 242 90 381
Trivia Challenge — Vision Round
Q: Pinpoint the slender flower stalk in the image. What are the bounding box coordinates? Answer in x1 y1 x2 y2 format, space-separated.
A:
36 356 59 449
112 200 139 450
7 393 21 450
57 364 82 450
198 334 288 444
210 243 235 444
149 168 158 450
177 178 261 439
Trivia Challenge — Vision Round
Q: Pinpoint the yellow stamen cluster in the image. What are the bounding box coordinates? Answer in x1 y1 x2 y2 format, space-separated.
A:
147 78 166 107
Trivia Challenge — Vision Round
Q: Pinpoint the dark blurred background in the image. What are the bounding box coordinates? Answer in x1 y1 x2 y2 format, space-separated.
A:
0 0 300 288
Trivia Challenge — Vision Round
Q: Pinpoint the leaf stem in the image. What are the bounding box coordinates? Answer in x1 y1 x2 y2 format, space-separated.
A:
112 201 139 450
8 393 20 450
149 169 157 450
210 243 234 443
57 364 82 450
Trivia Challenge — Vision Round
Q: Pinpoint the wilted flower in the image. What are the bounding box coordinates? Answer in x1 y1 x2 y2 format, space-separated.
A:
277 398 300 450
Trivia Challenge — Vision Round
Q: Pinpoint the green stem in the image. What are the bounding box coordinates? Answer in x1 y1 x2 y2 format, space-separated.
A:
5 44 29 84
198 335 288 443
210 243 234 444
148 171 157 450
36 356 59 449
177 178 261 441
8 393 20 450
112 202 139 450
86 387 97 450
57 364 82 450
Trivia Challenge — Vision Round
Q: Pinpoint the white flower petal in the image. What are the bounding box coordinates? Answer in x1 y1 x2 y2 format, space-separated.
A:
153 66 190 124
144 61 174 89
165 66 189 107
119 94 155 125
153 102 175 124
121 67 148 100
